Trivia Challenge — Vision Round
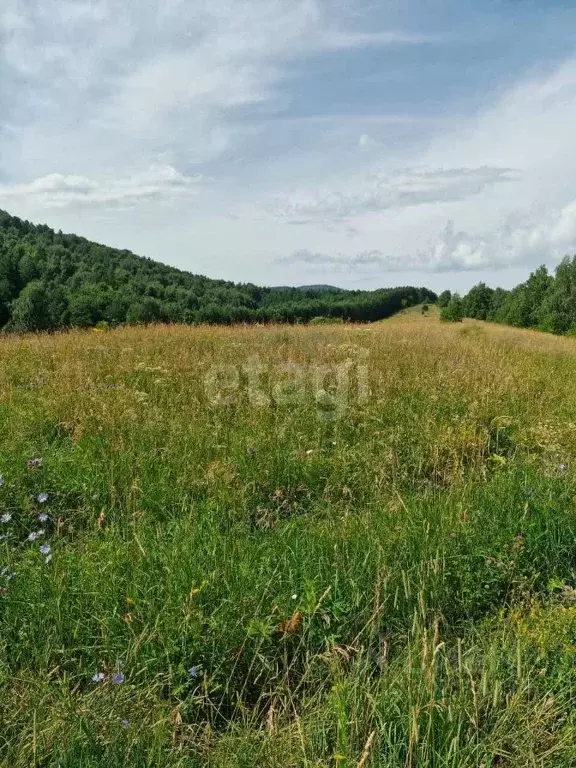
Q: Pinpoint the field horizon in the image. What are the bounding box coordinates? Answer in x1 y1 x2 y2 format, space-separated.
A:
1 312 576 766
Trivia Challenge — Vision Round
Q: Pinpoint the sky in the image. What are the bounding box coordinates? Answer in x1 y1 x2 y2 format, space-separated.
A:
1 1 576 293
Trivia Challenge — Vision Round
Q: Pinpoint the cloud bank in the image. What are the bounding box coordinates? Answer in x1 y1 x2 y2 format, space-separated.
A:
1 1 576 288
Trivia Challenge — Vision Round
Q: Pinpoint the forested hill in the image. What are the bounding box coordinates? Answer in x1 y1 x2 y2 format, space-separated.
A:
0 209 436 331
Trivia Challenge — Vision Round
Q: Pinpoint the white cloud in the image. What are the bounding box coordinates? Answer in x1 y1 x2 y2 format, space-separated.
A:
279 248 390 271
280 199 576 275
0 0 428 175
421 201 576 272
319 29 433 51
272 166 517 224
0 166 202 208
358 133 383 151
2 2 576 288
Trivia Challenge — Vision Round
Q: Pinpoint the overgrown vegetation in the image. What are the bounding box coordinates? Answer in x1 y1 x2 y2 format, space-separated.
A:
0 209 434 330
462 257 576 334
1 313 576 765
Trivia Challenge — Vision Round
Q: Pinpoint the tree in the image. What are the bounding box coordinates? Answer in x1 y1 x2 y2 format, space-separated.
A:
463 282 494 320
440 294 464 323
0 207 437 332
536 259 576 334
126 298 163 324
11 281 51 332
438 290 452 308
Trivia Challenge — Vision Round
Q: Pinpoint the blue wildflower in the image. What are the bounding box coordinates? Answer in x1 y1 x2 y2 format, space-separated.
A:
188 666 200 678
38 513 48 523
92 672 105 683
27 530 44 542
36 492 49 504
121 718 130 728
0 514 11 523
112 672 125 685
39 544 51 556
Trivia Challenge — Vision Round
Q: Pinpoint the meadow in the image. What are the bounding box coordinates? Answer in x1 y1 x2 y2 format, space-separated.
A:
1 311 576 766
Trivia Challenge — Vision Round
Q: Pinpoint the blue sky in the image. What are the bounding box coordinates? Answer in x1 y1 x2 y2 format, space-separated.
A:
1 0 576 292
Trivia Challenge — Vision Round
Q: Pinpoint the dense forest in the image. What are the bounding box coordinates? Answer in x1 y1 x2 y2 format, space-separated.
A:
0 209 435 332
441 257 576 335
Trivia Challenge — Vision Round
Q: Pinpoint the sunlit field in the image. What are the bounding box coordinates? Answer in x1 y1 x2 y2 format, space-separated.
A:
2 312 576 766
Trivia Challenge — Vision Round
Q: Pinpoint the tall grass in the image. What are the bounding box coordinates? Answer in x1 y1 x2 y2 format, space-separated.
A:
1 315 576 765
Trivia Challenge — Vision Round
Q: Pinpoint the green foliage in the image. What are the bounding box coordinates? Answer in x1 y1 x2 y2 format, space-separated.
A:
460 261 576 337
437 289 452 308
11 280 52 332
462 282 493 320
440 293 464 322
0 209 436 331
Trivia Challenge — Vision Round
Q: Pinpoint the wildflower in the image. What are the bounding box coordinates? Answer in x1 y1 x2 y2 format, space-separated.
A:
27 458 43 469
121 718 131 728
38 513 48 523
92 672 105 683
44 554 52 565
0 567 14 580
112 672 125 685
291 594 298 600
39 544 51 556
0 476 4 486
0 514 11 523
36 492 49 504
188 666 200 678
27 530 44 542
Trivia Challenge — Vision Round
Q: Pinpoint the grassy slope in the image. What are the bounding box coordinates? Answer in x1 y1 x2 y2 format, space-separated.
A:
1 316 576 765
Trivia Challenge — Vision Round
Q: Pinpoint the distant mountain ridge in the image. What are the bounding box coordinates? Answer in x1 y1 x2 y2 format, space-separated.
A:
0 209 436 331
271 284 345 292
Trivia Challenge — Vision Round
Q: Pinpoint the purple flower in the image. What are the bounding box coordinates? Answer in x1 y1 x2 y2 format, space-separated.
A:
36 492 49 504
38 513 48 523
0 514 11 523
39 544 51 556
112 672 125 685
92 672 105 683
188 666 200 678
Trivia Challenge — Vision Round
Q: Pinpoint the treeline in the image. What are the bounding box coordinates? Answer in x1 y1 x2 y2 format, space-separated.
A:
440 256 576 335
0 209 435 331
